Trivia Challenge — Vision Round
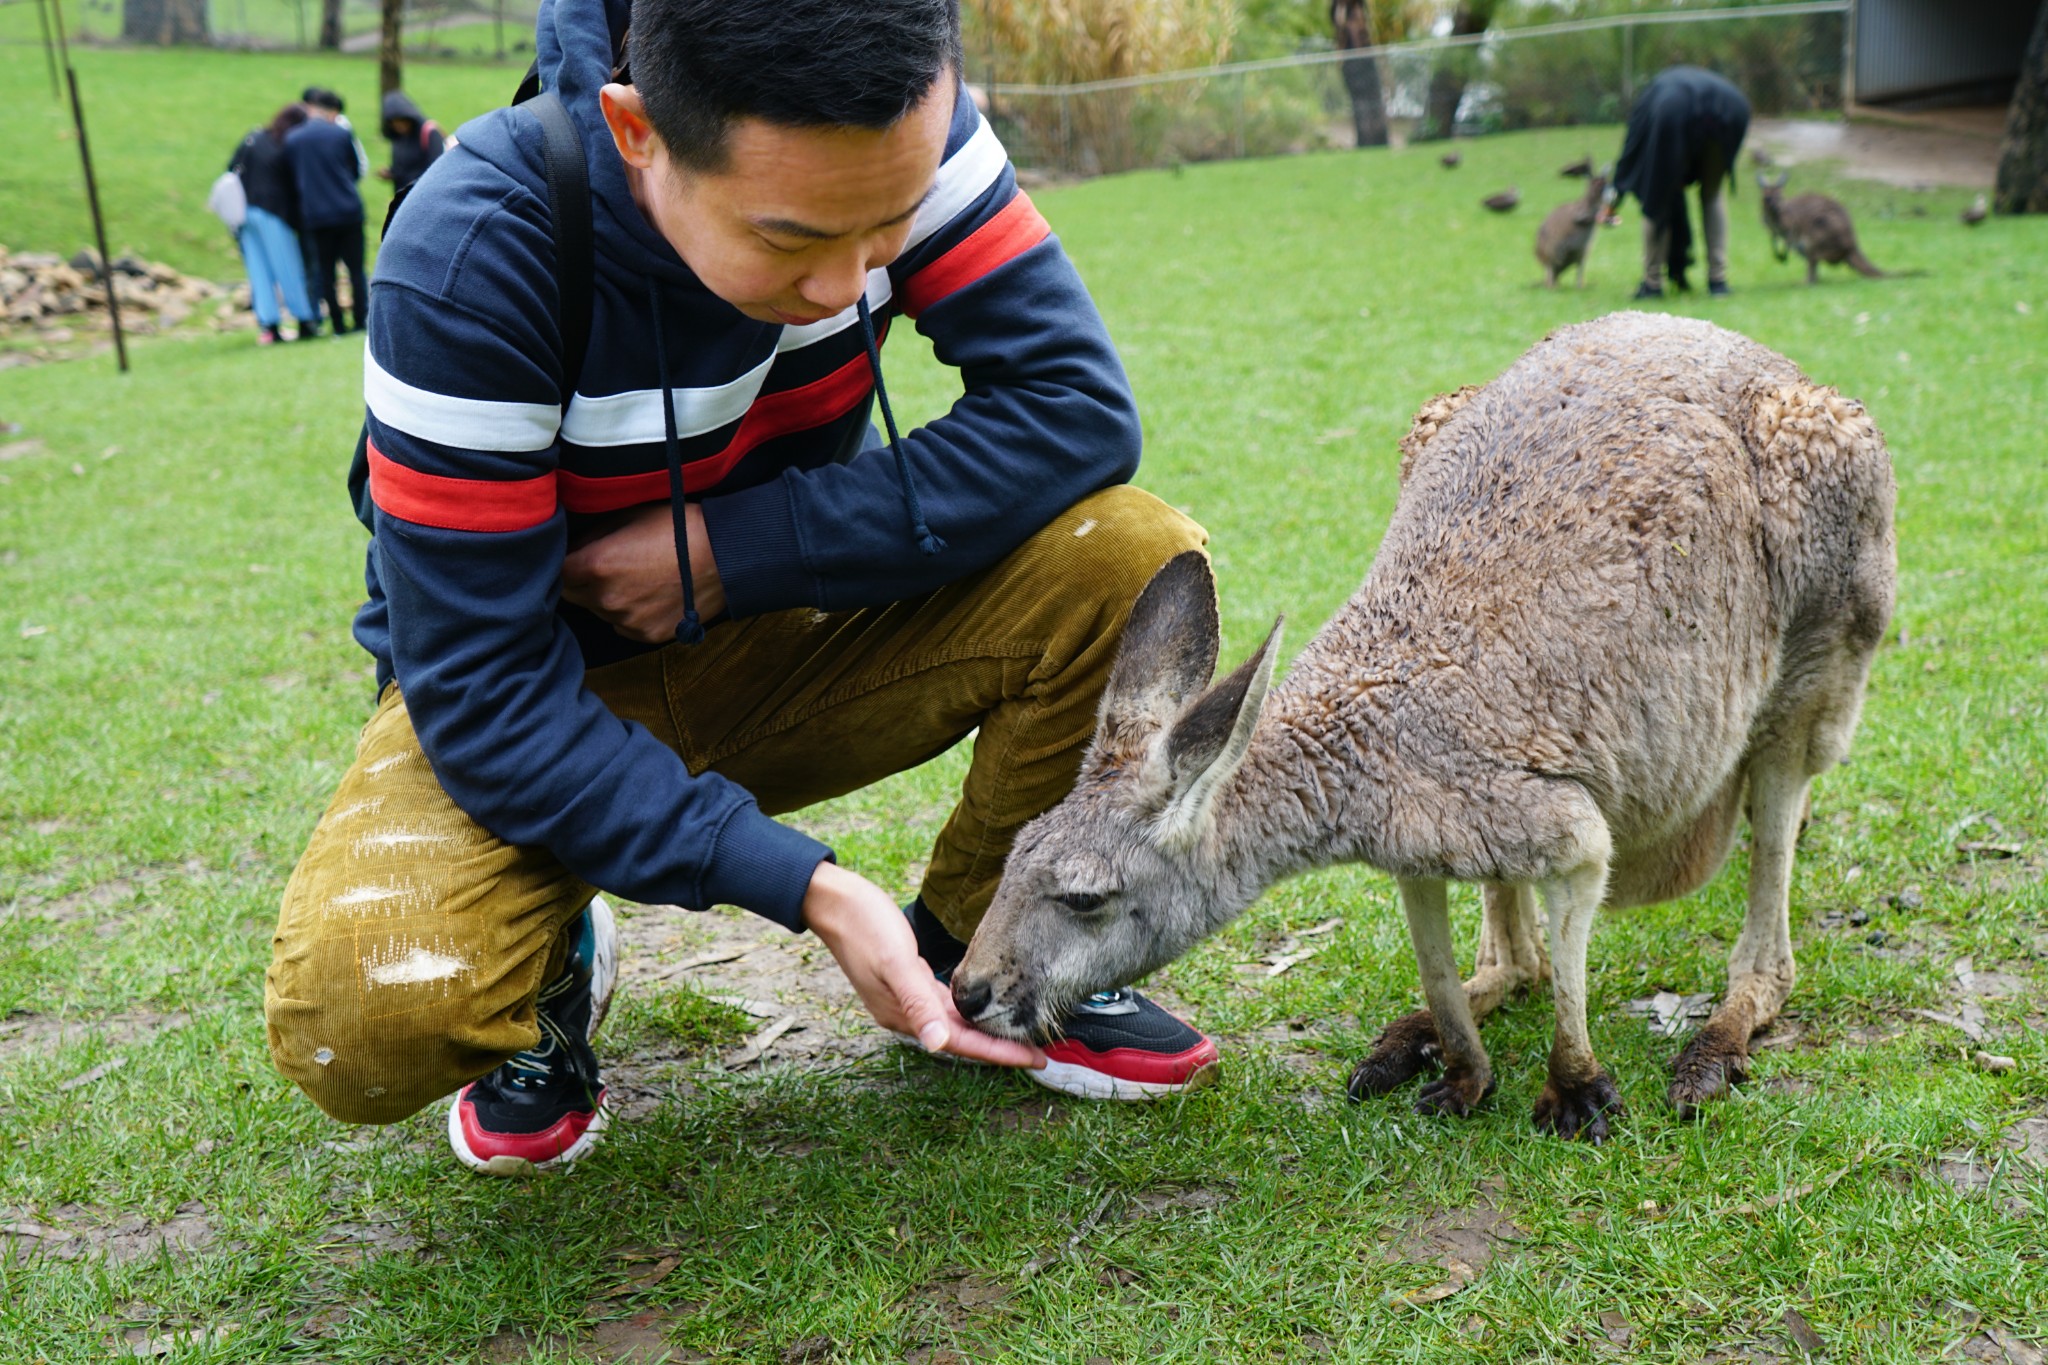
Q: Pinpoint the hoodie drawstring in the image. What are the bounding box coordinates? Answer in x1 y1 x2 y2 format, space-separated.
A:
640 283 946 650
857 293 945 557
646 280 705 645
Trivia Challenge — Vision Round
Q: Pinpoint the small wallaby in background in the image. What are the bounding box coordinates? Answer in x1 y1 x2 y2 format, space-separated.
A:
954 313 1896 1142
1535 172 1608 288
1758 172 1901 283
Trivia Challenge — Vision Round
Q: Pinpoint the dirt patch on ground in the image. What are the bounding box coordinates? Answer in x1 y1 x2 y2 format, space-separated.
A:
0 1008 189 1066
1752 117 1999 190
1377 1183 1529 1308
1932 1109 2047 1219
479 1308 711 1364
0 1200 214 1265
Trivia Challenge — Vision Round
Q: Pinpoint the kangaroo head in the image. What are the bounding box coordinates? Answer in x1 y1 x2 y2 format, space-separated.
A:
1757 171 1789 227
951 551 1284 1042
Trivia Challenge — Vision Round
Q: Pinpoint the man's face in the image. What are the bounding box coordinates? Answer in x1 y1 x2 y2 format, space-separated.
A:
601 81 954 325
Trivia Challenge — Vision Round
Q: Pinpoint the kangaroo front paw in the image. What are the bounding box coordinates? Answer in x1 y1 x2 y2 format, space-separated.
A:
1532 1071 1624 1142
1415 1065 1495 1118
1346 1009 1442 1101
1668 1029 1753 1118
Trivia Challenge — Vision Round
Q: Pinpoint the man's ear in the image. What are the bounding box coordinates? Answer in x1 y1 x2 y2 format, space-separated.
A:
599 84 656 170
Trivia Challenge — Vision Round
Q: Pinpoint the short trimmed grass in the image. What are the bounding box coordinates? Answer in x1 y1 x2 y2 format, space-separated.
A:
2 44 2045 1364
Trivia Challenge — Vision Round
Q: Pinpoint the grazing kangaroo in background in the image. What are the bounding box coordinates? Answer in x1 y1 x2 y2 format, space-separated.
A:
954 313 1896 1142
1758 173 1899 283
1535 172 1609 288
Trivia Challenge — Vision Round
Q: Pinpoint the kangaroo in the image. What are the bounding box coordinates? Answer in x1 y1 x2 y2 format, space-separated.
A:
1535 172 1608 289
954 313 1896 1142
1758 173 1896 283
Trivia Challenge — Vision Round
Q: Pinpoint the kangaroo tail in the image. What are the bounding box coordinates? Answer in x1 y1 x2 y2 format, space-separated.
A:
1847 249 1887 278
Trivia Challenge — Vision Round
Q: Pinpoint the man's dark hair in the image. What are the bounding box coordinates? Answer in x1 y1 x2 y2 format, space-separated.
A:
628 0 963 173
302 86 346 114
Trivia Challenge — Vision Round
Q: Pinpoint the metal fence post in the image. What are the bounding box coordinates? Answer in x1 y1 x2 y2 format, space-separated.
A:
1621 21 1634 107
1233 70 1247 160
1059 90 1074 176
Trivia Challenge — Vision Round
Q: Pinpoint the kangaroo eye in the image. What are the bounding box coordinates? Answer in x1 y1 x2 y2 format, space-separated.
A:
1055 891 1108 915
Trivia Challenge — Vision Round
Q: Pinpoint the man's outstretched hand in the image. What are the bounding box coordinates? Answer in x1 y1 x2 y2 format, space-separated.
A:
802 862 1045 1070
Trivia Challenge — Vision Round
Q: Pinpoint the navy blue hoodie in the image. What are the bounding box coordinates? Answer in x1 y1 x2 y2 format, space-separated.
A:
356 0 1142 932
285 117 364 230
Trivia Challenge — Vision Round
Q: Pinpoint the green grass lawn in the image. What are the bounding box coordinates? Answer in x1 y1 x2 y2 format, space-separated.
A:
2 41 2046 1364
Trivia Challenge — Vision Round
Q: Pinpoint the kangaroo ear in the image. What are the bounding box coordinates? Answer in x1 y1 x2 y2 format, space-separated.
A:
1151 617 1283 851
1098 550 1221 751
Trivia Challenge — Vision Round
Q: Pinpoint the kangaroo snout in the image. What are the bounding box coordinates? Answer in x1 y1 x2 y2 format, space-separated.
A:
950 973 994 1022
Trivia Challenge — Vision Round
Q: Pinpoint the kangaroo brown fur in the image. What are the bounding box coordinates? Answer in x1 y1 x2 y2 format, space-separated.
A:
1758 172 1895 283
1535 172 1608 289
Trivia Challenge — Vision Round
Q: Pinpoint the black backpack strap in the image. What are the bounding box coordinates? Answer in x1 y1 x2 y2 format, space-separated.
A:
351 80 594 532
524 89 594 407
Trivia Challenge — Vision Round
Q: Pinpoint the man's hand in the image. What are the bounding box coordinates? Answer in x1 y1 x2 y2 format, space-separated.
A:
561 501 726 643
802 862 1045 1070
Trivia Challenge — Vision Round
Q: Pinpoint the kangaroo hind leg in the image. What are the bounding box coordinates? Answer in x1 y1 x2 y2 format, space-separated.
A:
1669 746 1807 1116
1349 884 1546 1102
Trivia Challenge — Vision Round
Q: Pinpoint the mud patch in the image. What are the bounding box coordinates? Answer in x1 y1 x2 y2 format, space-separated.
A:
1127 1185 1230 1219
0 1009 191 1066
317 1219 422 1265
983 1099 1064 1135
1380 1189 1528 1307
1932 1109 2046 1218
1 1200 213 1264
903 1267 1016 1355
479 1308 710 1364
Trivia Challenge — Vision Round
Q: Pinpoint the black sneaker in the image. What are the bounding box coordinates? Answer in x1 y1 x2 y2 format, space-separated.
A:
1708 281 1732 297
448 896 618 1176
1030 988 1220 1101
1632 282 1665 300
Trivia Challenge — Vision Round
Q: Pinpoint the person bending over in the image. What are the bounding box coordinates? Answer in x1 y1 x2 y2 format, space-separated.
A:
266 0 1220 1177
1611 65 1750 298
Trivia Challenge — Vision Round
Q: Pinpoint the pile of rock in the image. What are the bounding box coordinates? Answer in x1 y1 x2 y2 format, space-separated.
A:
0 246 246 340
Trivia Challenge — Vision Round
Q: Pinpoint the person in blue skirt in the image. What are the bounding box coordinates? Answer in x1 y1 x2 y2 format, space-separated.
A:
228 104 320 344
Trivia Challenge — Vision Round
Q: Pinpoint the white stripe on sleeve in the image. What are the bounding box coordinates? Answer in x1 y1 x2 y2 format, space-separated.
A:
905 116 1007 253
559 353 776 449
364 351 560 453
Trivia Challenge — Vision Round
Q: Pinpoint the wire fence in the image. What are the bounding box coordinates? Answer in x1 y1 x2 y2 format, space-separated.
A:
981 3 1850 177
51 0 538 56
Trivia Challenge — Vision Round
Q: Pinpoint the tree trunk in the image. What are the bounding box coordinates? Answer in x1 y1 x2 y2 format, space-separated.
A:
379 0 403 95
1418 0 1496 142
121 0 209 45
1331 0 1388 149
1994 1 2048 214
319 0 343 51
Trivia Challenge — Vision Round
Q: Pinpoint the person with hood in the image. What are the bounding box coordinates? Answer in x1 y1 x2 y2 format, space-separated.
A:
228 103 320 343
379 90 446 192
286 88 368 334
267 0 1221 1178
1610 65 1750 298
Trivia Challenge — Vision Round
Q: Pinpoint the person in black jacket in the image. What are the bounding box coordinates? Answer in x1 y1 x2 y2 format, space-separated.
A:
379 90 446 193
287 89 369 333
228 104 320 343
1611 66 1750 298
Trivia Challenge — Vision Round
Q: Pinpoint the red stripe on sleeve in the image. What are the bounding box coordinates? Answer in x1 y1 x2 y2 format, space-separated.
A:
901 193 1052 318
367 440 558 533
559 349 877 514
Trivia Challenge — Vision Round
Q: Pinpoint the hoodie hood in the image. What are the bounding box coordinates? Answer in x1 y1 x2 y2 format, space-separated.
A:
381 89 426 138
534 0 706 287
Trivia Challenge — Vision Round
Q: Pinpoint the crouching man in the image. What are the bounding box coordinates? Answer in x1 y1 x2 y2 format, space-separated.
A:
265 0 1219 1176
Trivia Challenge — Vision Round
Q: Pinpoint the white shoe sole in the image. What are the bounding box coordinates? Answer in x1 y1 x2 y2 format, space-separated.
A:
1026 1057 1222 1102
446 895 621 1177
446 1093 610 1177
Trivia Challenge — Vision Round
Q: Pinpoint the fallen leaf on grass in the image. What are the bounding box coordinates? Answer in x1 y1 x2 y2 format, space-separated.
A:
1294 916 1345 938
1265 946 1325 977
1598 1310 1633 1347
57 1056 126 1091
1397 1257 1476 1307
1783 1307 1824 1355
20 624 49 639
724 1013 800 1070
1724 1142 1879 1215
1624 991 1716 1037
597 1254 680 1299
